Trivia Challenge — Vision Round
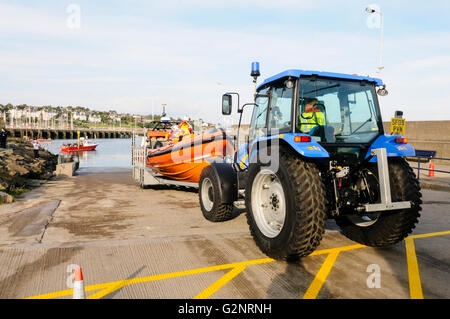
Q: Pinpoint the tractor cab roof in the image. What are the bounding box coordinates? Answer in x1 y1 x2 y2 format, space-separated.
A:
257 69 383 91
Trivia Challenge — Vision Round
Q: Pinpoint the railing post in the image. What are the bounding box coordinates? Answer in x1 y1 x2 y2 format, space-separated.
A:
417 156 420 181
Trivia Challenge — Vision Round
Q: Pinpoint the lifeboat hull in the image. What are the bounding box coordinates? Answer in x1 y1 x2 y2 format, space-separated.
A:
146 130 233 184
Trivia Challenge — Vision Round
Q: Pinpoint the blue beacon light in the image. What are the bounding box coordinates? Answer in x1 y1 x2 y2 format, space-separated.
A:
251 62 260 80
251 62 261 94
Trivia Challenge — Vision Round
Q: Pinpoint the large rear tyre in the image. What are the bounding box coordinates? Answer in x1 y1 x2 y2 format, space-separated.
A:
199 165 233 222
245 149 327 260
335 158 422 246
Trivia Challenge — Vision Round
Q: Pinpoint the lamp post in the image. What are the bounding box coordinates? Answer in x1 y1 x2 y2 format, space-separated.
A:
366 6 384 74
151 99 154 121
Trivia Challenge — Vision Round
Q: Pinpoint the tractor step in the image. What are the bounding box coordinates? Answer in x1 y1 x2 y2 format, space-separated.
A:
233 200 246 210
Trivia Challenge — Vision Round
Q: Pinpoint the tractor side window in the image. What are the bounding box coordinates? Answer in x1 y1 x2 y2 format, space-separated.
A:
320 93 341 134
348 91 379 133
297 80 328 135
268 85 293 133
249 88 269 141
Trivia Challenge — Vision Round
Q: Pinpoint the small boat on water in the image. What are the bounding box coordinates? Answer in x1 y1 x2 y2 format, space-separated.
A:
146 128 233 184
61 137 98 153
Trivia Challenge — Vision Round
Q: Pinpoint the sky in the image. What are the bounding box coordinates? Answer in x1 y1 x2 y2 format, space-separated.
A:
0 0 449 124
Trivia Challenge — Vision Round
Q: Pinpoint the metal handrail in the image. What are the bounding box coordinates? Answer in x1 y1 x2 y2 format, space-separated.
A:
409 156 450 181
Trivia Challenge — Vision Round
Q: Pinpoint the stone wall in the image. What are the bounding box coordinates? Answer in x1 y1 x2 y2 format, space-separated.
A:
383 121 450 164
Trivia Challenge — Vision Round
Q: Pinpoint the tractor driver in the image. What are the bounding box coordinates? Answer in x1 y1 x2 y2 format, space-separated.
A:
299 97 326 133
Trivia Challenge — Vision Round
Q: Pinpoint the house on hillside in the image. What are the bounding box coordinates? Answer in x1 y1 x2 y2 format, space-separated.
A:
72 112 87 121
89 114 102 123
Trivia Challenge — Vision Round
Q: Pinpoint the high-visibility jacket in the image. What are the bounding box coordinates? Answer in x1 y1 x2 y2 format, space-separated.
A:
300 111 326 132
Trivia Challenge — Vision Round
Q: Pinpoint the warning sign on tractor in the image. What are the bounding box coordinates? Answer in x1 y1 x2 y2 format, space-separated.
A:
390 118 406 134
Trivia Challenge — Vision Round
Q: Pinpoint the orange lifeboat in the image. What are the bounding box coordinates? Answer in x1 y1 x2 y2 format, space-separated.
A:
146 129 234 183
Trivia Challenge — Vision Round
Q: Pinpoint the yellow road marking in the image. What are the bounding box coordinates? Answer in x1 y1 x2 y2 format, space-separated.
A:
88 282 128 300
194 265 246 299
24 231 449 299
25 285 105 300
405 237 423 299
26 243 363 300
404 230 450 299
25 289 74 300
26 258 272 299
302 252 340 299
309 244 366 256
409 230 450 240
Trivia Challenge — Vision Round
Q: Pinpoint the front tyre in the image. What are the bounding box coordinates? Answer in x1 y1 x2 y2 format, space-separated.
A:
199 165 233 222
245 149 327 260
336 158 422 246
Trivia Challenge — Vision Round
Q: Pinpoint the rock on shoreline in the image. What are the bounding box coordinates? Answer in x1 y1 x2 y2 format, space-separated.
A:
0 138 58 202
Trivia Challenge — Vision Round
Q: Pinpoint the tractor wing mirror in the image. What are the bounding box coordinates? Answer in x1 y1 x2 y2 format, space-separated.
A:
377 85 388 96
222 94 232 115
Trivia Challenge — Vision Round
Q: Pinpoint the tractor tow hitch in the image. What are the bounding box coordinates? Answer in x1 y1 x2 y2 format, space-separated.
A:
357 148 412 213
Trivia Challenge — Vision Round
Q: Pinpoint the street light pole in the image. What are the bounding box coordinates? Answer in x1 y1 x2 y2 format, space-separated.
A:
366 6 384 74
378 11 384 74
152 99 154 121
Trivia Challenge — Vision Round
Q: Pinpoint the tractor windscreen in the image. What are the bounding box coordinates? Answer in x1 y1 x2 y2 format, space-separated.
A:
297 77 382 144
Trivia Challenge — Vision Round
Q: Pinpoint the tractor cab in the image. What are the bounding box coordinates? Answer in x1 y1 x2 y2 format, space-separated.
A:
250 70 387 162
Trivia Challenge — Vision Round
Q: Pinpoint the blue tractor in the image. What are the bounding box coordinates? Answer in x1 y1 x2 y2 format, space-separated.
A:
198 65 422 261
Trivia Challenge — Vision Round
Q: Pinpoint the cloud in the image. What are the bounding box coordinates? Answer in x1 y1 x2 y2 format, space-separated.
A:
0 2 449 123
141 0 322 10
0 3 67 36
398 56 450 70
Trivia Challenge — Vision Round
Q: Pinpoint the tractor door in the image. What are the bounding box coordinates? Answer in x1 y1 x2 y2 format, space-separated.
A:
267 82 294 135
249 87 270 144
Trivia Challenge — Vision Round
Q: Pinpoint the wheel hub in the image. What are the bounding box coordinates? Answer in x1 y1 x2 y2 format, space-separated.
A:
270 194 280 210
251 169 286 238
201 178 214 212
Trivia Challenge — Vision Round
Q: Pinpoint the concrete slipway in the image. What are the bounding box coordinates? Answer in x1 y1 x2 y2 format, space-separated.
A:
0 168 448 299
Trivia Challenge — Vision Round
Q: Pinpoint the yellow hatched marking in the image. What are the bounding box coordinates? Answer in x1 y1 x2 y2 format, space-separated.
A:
24 231 449 300
93 259 272 299
194 265 246 299
302 252 340 299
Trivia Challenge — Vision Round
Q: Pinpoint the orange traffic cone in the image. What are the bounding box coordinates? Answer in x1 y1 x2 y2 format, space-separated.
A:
73 266 86 299
428 162 435 177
